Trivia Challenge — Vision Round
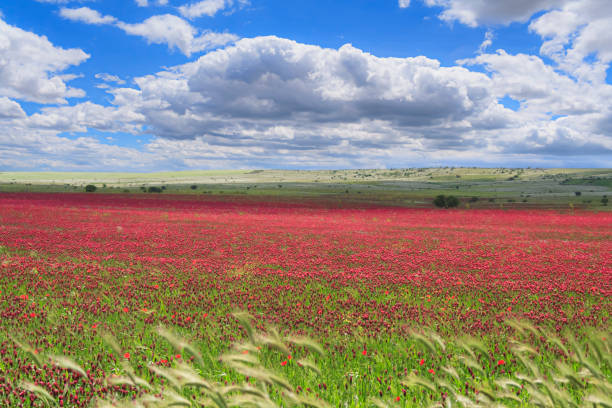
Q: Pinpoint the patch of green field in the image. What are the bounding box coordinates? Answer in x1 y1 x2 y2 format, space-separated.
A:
1 168 610 210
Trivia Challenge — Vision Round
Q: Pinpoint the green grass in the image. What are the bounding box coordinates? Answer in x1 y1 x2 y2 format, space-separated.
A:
1 168 611 210
12 313 612 408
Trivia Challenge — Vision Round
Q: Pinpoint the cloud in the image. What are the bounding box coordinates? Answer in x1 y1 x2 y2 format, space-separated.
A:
460 48 612 150
398 0 410 8
0 121 157 171
179 0 229 18
0 17 89 104
4 11 610 169
420 0 565 27
179 0 248 19
0 97 26 118
12 36 524 170
191 31 240 53
59 8 238 56
26 101 145 133
104 36 511 146
95 73 126 84
529 0 612 83
93 36 609 166
459 50 612 116
478 30 493 53
117 14 237 56
416 1 612 84
59 7 117 25
135 0 169 6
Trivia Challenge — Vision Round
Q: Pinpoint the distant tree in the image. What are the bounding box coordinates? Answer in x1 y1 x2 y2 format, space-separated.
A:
190 185 198 190
147 186 163 193
85 184 97 193
602 196 609 206
446 195 460 208
433 195 446 207
575 191 581 196
433 195 459 208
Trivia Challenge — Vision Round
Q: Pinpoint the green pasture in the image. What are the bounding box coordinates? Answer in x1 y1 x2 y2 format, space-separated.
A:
1 168 610 209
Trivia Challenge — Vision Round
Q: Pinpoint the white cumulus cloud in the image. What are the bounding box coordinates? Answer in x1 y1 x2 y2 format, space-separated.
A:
179 0 249 19
420 0 564 27
59 8 238 57
180 0 228 18
0 97 26 118
5 8 612 170
26 101 145 133
59 7 117 25
117 14 237 56
415 0 612 84
105 36 508 147
0 17 89 104
398 0 410 8
529 0 612 83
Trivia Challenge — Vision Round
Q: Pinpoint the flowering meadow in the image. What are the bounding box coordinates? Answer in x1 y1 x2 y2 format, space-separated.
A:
0 192 610 407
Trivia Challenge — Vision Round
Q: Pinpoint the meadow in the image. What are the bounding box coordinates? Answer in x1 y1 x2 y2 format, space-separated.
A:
1 168 610 210
0 191 610 407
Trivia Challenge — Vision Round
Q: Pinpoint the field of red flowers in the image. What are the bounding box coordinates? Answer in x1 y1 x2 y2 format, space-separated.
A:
0 192 610 407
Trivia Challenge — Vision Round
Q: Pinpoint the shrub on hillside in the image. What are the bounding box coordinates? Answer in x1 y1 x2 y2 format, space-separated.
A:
433 194 459 208
84 184 97 193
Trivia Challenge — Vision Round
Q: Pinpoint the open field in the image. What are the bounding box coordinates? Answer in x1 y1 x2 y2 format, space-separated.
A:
0 192 610 407
1 168 611 209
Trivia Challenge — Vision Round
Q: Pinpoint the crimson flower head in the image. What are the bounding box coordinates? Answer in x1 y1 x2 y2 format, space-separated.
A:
175 354 181 359
124 352 130 360
122 307 129 313
362 349 367 356
428 368 435 374
419 358 425 366
497 359 506 366
281 360 288 366
395 396 400 402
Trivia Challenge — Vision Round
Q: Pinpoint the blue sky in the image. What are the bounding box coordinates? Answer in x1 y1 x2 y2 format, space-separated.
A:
0 0 611 170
